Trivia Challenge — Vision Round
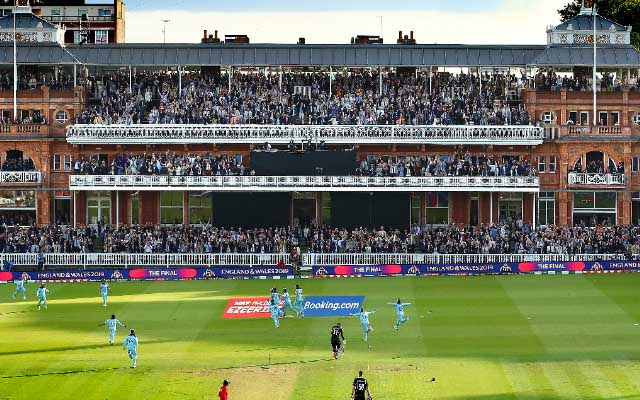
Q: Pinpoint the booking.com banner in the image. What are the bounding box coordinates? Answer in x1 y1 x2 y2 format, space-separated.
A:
312 261 640 276
222 296 365 319
0 266 293 282
303 296 365 317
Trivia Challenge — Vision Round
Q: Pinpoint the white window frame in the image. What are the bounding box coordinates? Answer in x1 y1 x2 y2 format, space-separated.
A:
549 155 557 173
598 111 608 126
634 112 640 126
568 110 577 125
55 110 68 124
542 112 553 124
53 154 61 171
580 111 589 125
95 30 109 44
538 156 546 173
611 111 620 126
633 157 640 173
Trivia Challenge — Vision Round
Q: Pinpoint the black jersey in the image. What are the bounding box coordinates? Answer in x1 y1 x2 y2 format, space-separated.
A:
330 325 344 342
353 377 368 396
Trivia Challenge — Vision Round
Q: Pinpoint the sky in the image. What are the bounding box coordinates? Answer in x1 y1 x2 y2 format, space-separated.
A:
124 0 570 44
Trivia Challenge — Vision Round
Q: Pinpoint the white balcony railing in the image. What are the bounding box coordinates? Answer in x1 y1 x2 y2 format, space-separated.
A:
66 124 545 145
304 253 628 266
0 171 42 184
0 253 289 268
568 173 625 186
69 175 540 192
0 252 625 269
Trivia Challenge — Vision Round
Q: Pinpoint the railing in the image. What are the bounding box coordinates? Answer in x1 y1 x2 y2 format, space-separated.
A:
66 124 545 145
0 124 47 135
69 175 540 192
42 16 115 23
304 253 629 266
568 173 625 186
0 252 625 269
0 171 42 184
1 253 289 268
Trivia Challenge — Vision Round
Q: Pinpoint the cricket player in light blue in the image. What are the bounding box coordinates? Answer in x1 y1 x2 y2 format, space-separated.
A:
294 284 304 318
280 288 296 317
268 299 280 328
123 329 139 368
12 277 27 300
100 280 111 307
271 287 283 318
98 314 126 345
388 298 411 330
350 307 376 342
36 284 49 310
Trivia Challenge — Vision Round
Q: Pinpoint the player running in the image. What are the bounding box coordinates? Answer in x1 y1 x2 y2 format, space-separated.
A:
36 284 49 310
12 277 27 300
123 329 139 368
388 298 411 330
294 284 304 318
98 314 126 345
350 307 375 342
351 370 372 400
100 280 111 307
268 299 280 328
330 322 345 359
280 288 296 317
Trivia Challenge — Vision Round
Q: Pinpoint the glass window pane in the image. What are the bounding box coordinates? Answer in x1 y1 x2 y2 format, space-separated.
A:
426 208 448 225
425 192 438 208
594 192 616 209
437 193 449 208
131 195 139 225
573 193 594 209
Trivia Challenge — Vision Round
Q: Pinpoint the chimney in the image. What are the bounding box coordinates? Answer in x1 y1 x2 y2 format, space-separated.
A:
398 31 402 40
298 37 306 45
203 30 208 40
215 30 218 40
410 31 414 40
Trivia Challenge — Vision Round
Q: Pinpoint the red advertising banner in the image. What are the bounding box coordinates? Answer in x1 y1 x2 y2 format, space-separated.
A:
222 297 282 319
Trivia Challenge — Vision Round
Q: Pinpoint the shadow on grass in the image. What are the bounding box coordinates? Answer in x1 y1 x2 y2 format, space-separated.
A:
0 339 174 356
444 394 640 400
208 357 335 371
1 366 127 379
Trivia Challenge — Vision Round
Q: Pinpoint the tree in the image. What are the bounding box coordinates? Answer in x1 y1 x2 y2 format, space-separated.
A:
558 0 640 48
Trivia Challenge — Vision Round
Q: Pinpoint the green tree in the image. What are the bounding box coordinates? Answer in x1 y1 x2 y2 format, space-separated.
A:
558 0 640 48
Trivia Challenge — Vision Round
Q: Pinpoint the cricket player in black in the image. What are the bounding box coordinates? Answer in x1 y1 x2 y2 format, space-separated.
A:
330 322 345 359
351 370 372 400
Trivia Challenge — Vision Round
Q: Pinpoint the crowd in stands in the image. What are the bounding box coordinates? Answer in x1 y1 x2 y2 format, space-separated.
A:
535 71 624 92
69 70 532 126
572 158 625 175
357 154 534 177
1 223 638 256
73 153 250 176
1 157 36 172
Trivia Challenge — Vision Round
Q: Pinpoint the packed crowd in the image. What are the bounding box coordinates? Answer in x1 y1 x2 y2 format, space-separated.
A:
70 70 532 126
535 71 624 92
357 154 535 177
1 223 638 256
73 153 250 176
1 157 36 172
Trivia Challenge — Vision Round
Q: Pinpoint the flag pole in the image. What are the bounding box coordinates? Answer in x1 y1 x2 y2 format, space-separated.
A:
592 4 597 126
13 0 17 122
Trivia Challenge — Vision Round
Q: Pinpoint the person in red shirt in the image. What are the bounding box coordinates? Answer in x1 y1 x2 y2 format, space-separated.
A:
218 380 230 400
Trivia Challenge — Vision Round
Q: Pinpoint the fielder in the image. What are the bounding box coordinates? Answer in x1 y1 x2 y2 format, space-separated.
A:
350 307 375 342
388 298 411 330
98 314 126 345
36 284 49 310
123 329 139 368
12 277 27 300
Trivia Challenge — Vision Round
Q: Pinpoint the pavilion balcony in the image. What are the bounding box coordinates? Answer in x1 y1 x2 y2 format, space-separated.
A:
0 171 42 185
69 175 540 192
567 173 625 187
65 124 545 145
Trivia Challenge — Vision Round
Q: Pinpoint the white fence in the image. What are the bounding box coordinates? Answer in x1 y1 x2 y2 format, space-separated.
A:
0 171 42 184
69 175 540 192
0 252 627 269
66 124 545 145
1 253 289 268
568 173 625 186
303 253 629 266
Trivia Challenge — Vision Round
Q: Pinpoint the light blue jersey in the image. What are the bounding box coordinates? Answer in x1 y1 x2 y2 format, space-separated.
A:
100 283 110 306
280 291 296 316
123 334 139 368
13 280 26 300
269 303 280 328
351 311 375 341
388 302 411 329
294 288 304 317
36 287 49 310
105 318 125 343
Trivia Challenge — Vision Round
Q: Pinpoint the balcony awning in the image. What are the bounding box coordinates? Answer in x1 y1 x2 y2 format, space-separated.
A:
531 45 640 67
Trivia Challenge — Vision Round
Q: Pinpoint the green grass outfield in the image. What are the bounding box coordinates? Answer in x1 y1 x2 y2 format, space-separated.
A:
1 274 640 400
